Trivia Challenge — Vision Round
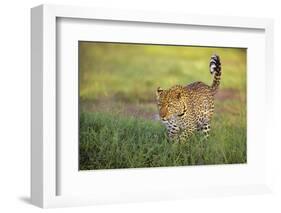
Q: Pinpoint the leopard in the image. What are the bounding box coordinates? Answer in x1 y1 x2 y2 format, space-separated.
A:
156 54 222 142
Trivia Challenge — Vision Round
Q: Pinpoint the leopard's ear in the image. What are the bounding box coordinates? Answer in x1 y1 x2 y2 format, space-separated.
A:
157 87 163 93
156 87 163 100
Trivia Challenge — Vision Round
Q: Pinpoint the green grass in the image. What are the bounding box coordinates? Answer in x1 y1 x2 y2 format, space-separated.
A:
79 110 246 170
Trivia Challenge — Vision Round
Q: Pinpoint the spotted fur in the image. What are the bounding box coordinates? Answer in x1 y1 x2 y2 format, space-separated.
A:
156 54 222 142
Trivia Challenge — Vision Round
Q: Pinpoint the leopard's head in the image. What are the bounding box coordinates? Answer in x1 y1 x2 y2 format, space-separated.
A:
156 85 187 122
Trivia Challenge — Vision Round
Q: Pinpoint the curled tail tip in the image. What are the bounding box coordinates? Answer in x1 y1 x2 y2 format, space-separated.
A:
211 54 220 61
209 54 221 75
209 54 222 92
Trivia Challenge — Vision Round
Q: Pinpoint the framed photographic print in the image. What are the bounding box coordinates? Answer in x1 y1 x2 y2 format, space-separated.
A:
31 4 274 208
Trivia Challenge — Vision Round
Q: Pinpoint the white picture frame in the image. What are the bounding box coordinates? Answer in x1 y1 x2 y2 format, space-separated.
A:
31 4 274 208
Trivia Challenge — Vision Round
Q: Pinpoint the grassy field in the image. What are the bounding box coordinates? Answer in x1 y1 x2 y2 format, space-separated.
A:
79 42 247 170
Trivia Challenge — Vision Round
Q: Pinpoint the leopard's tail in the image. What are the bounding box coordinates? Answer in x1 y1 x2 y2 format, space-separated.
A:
209 54 222 93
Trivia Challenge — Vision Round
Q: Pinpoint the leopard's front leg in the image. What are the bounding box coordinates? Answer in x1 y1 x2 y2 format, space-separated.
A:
166 123 180 141
201 122 211 140
178 124 197 142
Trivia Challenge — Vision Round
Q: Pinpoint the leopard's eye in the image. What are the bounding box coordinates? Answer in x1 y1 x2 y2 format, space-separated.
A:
177 105 187 117
178 112 185 117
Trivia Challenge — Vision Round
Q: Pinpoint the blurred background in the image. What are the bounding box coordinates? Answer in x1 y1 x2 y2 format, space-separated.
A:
79 42 246 121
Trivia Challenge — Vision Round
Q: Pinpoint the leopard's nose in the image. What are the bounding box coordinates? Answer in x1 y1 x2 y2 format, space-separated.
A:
159 107 168 118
